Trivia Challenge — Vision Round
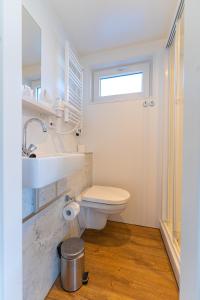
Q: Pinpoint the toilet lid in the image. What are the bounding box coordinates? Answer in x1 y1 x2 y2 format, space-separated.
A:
81 185 130 205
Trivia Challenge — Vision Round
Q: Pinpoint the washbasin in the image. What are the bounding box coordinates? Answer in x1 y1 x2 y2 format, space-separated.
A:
22 152 85 188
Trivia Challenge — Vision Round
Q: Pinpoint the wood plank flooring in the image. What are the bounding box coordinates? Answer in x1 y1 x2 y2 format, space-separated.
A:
46 221 179 300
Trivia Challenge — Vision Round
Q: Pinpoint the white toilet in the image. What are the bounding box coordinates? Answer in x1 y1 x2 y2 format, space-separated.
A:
77 185 130 230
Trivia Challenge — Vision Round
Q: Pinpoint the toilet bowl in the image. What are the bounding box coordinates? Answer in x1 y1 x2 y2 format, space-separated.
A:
77 185 130 230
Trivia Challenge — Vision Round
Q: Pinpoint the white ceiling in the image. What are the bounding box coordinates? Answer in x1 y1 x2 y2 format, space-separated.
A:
48 0 178 55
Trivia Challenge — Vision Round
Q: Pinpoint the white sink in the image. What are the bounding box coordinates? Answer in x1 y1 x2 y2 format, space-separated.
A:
22 153 85 188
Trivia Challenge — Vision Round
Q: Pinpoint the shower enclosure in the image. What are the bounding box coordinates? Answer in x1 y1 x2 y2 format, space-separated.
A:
161 2 184 285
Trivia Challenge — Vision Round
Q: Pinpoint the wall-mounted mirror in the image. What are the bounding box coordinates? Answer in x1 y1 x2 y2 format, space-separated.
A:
22 7 41 101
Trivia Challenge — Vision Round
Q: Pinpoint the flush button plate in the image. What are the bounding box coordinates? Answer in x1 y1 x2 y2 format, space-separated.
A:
143 100 156 107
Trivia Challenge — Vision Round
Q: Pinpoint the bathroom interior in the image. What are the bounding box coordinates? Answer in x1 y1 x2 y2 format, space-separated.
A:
1 0 200 299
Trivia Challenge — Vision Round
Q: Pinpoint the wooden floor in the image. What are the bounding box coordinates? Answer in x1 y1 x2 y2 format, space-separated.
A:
46 221 179 300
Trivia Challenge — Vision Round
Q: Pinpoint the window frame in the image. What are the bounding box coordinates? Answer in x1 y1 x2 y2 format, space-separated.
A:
92 62 151 103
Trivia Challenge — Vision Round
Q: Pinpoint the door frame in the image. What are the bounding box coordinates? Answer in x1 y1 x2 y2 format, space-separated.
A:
180 0 200 299
0 0 22 299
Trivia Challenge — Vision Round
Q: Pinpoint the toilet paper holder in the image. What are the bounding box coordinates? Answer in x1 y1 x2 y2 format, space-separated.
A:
63 199 80 221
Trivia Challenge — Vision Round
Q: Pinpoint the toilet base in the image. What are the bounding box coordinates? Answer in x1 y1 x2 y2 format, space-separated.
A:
79 207 107 230
78 202 128 230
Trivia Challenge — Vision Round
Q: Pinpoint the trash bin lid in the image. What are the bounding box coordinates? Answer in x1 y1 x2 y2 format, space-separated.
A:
61 237 84 259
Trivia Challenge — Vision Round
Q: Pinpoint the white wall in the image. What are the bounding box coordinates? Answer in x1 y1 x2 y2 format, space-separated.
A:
180 0 200 299
80 40 165 228
22 0 78 154
0 0 22 299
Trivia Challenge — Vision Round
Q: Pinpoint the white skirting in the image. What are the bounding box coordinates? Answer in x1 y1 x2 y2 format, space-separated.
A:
160 220 180 286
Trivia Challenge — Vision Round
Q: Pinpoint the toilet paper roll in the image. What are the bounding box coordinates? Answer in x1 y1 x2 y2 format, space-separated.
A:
63 202 80 221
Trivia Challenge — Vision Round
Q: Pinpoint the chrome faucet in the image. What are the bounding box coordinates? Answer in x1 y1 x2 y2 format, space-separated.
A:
22 118 48 157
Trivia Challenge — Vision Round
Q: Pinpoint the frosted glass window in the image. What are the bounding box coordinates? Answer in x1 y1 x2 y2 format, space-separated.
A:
100 73 143 97
93 62 150 102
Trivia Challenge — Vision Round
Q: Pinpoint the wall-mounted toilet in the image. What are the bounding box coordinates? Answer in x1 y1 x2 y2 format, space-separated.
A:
77 185 130 230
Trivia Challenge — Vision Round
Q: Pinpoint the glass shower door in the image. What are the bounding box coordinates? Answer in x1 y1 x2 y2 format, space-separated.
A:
165 14 184 249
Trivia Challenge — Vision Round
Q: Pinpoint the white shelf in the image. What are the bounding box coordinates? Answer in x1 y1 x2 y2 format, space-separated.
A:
22 98 57 116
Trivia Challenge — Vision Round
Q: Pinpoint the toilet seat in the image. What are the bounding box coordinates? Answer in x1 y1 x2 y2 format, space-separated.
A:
80 185 130 205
